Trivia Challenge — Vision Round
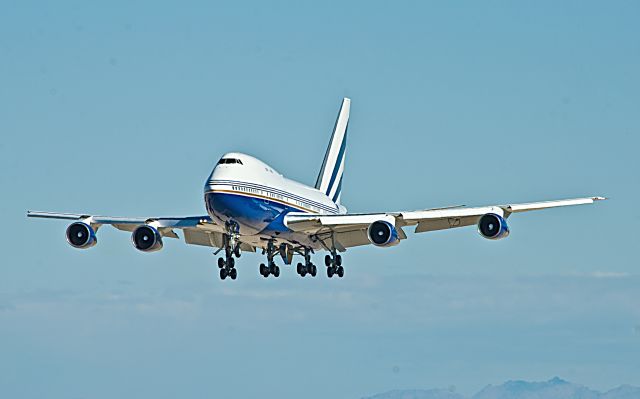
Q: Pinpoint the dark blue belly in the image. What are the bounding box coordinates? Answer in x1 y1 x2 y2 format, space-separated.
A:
205 192 297 233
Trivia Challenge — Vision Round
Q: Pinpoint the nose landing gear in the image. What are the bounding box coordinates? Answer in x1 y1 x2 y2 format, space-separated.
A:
218 222 240 280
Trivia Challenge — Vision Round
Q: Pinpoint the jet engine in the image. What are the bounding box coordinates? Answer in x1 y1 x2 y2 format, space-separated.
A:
132 225 163 252
66 222 97 249
367 220 400 247
477 213 510 240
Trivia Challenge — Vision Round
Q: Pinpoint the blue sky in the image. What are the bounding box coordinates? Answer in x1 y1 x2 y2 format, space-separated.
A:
1 1 638 398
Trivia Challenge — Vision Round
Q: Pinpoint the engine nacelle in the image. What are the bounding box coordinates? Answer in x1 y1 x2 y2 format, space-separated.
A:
132 225 163 252
477 213 510 240
367 220 400 247
66 222 97 249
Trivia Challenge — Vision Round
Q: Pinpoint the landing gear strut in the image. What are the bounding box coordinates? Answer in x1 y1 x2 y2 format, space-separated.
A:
296 247 317 277
259 239 280 278
218 222 240 280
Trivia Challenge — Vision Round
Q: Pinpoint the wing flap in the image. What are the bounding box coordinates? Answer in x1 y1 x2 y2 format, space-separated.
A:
400 206 504 226
285 213 397 232
415 216 479 233
334 229 370 248
184 229 217 247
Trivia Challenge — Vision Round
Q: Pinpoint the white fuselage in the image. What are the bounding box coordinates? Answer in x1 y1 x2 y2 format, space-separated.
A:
204 153 342 240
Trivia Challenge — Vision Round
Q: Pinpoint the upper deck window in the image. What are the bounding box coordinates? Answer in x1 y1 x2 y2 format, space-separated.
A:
217 158 243 165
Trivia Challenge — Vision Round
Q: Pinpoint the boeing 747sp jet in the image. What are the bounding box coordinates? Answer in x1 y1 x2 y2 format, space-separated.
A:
28 98 605 280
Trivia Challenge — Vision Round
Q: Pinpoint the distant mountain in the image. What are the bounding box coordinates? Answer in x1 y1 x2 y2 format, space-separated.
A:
600 385 640 399
473 377 600 399
363 378 640 399
363 389 465 399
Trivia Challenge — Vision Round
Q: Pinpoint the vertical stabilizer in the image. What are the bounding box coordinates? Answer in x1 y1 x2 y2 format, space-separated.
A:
315 98 350 204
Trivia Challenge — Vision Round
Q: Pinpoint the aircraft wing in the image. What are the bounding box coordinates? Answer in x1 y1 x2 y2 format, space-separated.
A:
26 211 256 252
284 196 606 251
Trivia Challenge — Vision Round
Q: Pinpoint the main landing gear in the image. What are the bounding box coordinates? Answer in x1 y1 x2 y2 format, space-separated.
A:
215 228 343 280
325 252 344 278
259 240 280 278
322 233 344 278
296 247 317 277
218 222 241 280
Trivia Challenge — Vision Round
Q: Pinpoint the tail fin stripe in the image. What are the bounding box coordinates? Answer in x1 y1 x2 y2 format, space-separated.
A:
315 97 350 205
331 175 343 202
315 129 338 189
324 128 347 196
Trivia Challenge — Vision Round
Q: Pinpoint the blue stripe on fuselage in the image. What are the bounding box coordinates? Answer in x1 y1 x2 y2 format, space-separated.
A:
205 191 309 234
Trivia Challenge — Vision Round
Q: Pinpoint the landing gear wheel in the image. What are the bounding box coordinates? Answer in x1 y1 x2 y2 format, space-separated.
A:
273 266 280 278
337 266 344 278
229 268 237 280
220 268 228 280
325 255 331 267
327 267 334 278
227 257 235 268
260 263 268 277
297 263 303 275
310 264 317 277
217 257 225 269
234 246 241 258
336 255 342 267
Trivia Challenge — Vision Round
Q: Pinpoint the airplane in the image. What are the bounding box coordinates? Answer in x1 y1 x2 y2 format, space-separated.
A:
27 98 606 280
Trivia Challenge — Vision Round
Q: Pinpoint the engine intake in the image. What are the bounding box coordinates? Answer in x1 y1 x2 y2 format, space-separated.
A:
132 225 163 252
367 220 400 247
66 222 97 249
477 213 510 240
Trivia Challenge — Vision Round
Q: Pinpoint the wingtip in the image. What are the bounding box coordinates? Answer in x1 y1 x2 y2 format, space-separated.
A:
593 196 607 201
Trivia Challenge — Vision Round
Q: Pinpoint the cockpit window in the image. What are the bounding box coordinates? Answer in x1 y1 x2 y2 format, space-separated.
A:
217 158 243 165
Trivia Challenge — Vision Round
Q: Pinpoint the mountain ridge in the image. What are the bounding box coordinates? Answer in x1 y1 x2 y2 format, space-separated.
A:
362 377 640 399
